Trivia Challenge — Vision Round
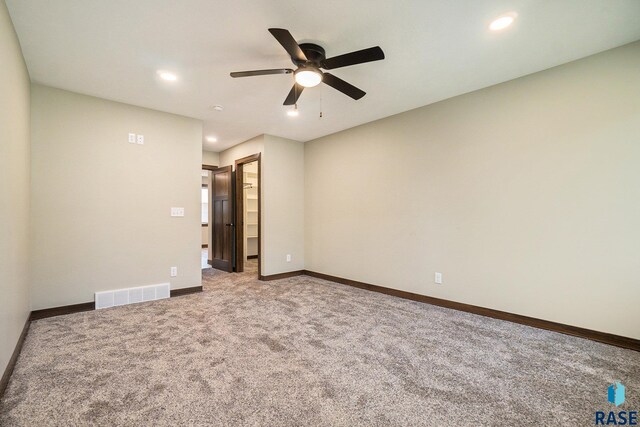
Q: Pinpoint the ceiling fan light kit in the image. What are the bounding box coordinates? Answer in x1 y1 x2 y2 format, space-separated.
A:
294 66 322 88
230 28 385 106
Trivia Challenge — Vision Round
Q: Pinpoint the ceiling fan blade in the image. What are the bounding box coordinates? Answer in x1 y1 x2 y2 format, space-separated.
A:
322 46 385 70
230 69 293 78
283 83 305 105
322 73 366 100
268 28 307 63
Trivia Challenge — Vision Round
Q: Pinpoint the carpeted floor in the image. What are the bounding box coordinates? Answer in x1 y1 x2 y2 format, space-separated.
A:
243 258 258 274
1 268 638 426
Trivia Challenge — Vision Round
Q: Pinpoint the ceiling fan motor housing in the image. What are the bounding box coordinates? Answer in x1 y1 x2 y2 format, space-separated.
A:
293 43 326 67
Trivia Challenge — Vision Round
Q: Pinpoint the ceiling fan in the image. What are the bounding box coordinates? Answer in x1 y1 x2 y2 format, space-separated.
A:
230 28 385 105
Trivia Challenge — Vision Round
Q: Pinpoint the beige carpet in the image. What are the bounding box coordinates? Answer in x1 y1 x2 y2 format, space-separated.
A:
1 267 638 426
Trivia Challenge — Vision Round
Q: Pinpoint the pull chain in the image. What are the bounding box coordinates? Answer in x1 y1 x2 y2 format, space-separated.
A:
319 83 323 118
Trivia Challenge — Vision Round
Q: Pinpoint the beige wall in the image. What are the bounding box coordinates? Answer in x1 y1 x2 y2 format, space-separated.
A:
30 84 203 309
0 0 31 377
202 150 219 167
263 135 305 275
219 135 265 169
305 41 640 339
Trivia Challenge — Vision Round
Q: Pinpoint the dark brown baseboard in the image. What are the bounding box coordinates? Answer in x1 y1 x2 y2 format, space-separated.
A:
170 285 203 297
303 270 640 352
259 270 305 281
0 317 30 399
247 255 258 260
30 302 95 321
30 286 204 321
208 259 213 266
201 244 208 248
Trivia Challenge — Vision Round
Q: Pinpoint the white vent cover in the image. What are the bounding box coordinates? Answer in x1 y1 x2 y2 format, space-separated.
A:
95 283 170 309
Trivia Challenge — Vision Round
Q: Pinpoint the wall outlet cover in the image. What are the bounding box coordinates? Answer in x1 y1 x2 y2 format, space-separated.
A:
170 207 185 217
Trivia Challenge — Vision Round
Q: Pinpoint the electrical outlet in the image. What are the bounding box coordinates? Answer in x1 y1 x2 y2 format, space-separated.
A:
170 266 177 277
170 207 185 217
286 254 291 262
136 134 144 145
435 272 443 284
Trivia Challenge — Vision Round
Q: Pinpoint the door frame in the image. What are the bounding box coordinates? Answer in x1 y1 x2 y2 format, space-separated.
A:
202 164 217 267
235 153 261 275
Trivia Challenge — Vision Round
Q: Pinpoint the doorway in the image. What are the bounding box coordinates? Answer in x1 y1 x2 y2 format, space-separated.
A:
235 153 261 275
201 169 211 269
202 164 217 270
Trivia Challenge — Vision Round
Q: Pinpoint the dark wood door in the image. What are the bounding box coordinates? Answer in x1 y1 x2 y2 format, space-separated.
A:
211 166 233 272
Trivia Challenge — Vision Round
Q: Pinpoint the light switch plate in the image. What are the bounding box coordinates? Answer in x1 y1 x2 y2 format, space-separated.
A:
128 133 136 143
170 207 185 217
136 134 144 145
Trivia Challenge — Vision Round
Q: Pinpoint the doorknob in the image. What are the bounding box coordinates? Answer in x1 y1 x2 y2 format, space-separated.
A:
225 223 234 227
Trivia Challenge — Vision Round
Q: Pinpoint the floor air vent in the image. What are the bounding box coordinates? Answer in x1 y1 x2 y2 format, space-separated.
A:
95 283 170 309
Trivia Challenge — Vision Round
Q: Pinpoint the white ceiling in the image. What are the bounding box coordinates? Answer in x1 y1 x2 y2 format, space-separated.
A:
7 0 640 152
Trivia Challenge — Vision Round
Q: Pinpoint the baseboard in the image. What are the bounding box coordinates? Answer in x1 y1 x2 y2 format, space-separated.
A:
30 302 95 321
0 317 30 399
259 270 305 281
247 255 258 259
170 285 203 297
201 244 208 248
303 270 640 352
30 286 204 321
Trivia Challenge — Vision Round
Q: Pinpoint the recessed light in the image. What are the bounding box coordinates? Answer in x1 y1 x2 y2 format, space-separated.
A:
212 105 223 111
206 136 217 142
489 13 517 31
158 71 178 81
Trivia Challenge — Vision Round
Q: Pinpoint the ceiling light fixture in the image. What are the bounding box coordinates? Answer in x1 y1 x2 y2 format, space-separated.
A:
287 104 299 117
206 136 217 142
294 67 322 88
158 71 178 81
212 105 223 111
489 13 517 31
